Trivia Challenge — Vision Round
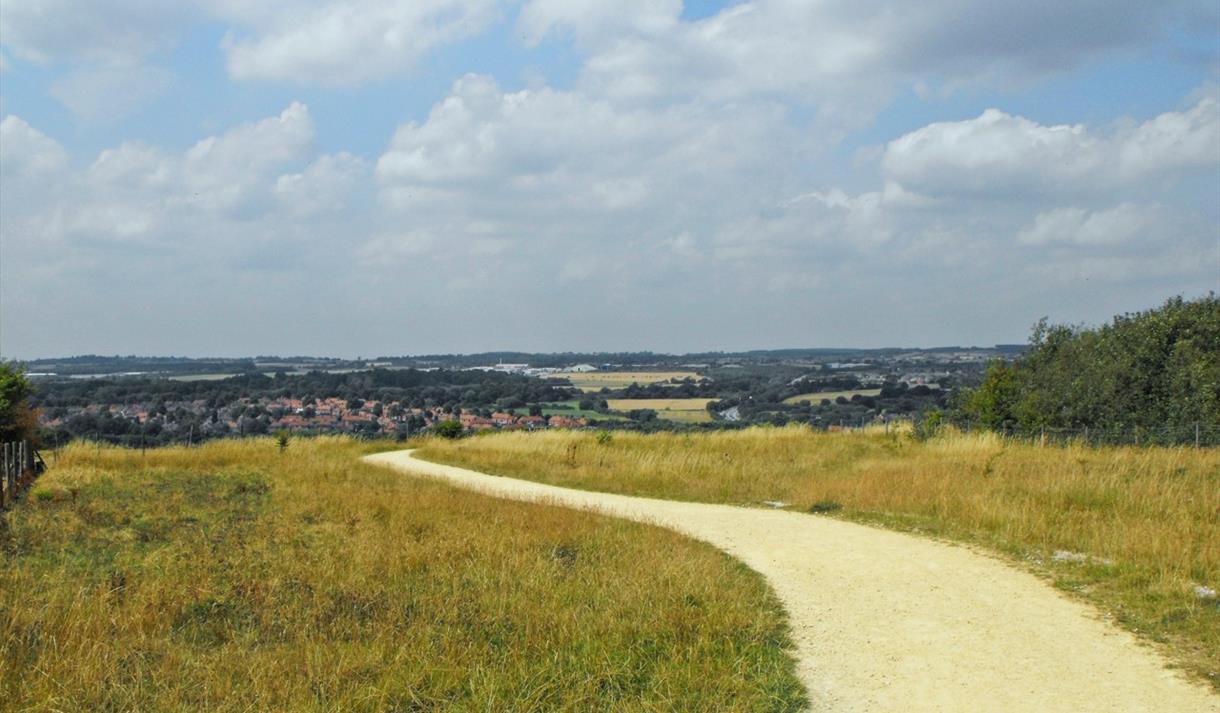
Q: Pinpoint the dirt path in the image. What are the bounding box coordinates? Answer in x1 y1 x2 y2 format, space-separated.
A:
364 450 1218 713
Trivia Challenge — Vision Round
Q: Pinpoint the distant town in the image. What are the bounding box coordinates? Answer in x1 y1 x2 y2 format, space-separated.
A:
8 347 1024 447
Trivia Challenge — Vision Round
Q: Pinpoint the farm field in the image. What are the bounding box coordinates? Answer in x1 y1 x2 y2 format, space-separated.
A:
607 398 715 423
510 401 630 421
545 370 701 392
0 438 804 711
782 388 882 405
416 426 1220 690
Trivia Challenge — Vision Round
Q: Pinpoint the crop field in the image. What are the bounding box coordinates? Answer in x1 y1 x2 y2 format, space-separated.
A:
416 426 1220 689
607 398 715 423
0 438 804 711
781 388 882 405
545 371 701 392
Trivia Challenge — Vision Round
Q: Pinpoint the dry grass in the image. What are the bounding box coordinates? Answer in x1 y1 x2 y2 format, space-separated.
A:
781 389 882 405
0 437 805 711
546 371 701 392
417 426 1220 689
607 399 714 423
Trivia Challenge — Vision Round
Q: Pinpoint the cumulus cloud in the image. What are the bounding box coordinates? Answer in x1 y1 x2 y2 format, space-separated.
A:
48 64 173 122
1 103 367 267
0 0 195 64
1016 204 1161 246
881 98 1220 197
0 115 69 178
521 0 1218 119
220 0 502 85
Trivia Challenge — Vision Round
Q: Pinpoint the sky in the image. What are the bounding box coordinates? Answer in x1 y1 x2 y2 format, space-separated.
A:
1 0 1218 358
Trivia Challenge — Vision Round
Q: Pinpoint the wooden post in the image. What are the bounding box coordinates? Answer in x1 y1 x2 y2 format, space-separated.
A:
7 442 16 503
2 442 9 506
1197 422 1202 449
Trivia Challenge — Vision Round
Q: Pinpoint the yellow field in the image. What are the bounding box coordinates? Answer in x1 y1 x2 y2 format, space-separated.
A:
545 371 700 392
782 388 882 405
417 426 1220 689
0 438 804 710
607 398 714 423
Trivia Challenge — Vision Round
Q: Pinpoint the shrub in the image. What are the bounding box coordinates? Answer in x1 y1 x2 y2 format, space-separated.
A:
433 420 464 439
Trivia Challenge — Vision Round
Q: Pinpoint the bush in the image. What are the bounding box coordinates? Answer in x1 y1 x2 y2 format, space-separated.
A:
433 420 464 439
911 410 943 442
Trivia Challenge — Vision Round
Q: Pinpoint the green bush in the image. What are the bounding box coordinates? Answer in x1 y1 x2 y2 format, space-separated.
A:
433 420 464 439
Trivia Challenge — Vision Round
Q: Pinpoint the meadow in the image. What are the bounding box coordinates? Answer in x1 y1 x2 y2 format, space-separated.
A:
416 426 1220 689
0 438 805 711
607 399 715 423
545 371 701 392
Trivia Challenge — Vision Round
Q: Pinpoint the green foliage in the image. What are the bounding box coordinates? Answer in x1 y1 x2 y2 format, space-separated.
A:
911 409 943 442
276 430 290 453
959 295 1220 434
433 420 464 439
0 362 37 443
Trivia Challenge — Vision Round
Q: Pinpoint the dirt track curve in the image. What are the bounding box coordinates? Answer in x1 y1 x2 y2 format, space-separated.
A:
364 450 1218 713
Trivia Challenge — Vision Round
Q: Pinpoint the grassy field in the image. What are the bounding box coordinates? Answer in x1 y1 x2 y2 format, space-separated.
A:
0 438 805 711
416 426 1220 689
782 389 882 405
545 371 701 392
510 401 630 421
607 398 715 423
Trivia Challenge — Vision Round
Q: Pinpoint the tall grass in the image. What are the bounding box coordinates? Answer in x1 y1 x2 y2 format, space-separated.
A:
417 426 1220 689
0 437 805 711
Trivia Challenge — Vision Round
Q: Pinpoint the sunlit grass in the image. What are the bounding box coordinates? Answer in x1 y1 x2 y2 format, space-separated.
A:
1 437 805 711
417 426 1220 689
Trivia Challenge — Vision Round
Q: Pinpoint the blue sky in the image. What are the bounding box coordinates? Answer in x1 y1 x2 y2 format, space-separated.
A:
1 1 1218 357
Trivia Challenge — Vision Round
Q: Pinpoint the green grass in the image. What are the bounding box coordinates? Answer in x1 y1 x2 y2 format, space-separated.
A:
416 426 1220 691
511 401 630 421
1 438 805 711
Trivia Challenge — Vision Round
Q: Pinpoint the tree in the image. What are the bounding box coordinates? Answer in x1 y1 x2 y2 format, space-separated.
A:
957 294 1219 435
0 363 38 443
433 420 463 439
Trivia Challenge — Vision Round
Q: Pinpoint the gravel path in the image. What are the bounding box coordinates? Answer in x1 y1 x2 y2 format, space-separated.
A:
365 449 1218 713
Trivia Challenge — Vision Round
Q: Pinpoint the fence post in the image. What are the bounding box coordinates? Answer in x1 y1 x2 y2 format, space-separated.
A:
1040 426 1046 448
2 442 9 506
1197 422 1201 449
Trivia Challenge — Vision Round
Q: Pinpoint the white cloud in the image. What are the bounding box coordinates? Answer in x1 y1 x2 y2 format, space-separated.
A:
275 152 367 215
521 0 1218 121
1 103 367 264
0 115 69 177
517 0 680 46
881 98 1220 197
220 0 502 85
0 0 195 64
48 64 173 122
1017 204 1160 246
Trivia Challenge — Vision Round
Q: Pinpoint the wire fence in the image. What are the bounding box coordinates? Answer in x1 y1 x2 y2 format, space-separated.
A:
947 421 1220 448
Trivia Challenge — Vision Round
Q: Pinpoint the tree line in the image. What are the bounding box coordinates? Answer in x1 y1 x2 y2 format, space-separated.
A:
957 294 1218 441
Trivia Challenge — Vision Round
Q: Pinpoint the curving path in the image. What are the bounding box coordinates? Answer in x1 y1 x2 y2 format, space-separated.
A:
364 450 1219 713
